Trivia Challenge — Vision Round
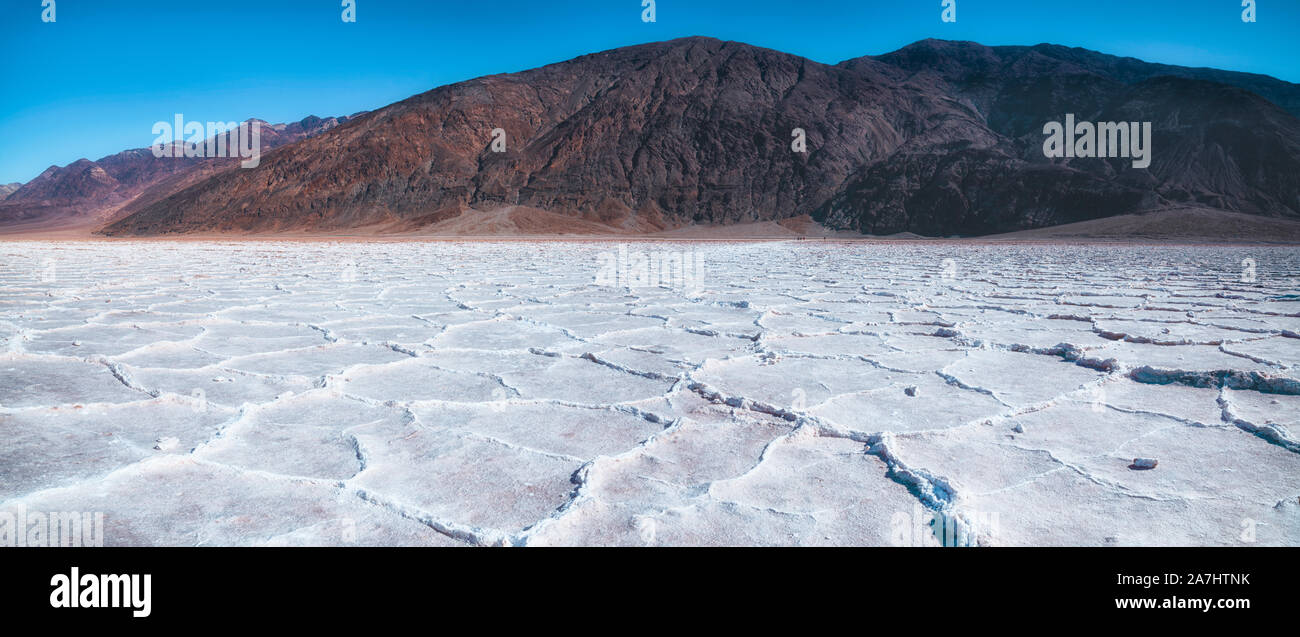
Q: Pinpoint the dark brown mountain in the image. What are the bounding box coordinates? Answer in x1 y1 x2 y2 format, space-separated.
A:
820 40 1300 234
103 38 965 234
55 37 1300 237
0 114 364 232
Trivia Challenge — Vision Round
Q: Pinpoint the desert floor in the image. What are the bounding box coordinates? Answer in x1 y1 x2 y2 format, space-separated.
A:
1 240 1297 546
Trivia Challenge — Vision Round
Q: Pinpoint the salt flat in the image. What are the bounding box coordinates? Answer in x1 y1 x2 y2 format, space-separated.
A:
1 241 1297 546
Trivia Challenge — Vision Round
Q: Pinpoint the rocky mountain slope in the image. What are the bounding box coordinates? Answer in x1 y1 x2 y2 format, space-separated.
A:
818 40 1300 235
11 36 1297 237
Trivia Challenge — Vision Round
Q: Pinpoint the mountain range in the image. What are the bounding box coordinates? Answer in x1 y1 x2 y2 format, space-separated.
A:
4 37 1299 239
0 115 363 234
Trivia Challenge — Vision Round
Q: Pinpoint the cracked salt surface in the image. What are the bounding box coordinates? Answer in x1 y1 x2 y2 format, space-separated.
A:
1 241 1298 546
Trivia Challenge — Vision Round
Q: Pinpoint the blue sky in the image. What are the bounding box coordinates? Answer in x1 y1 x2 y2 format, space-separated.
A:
1 0 1296 184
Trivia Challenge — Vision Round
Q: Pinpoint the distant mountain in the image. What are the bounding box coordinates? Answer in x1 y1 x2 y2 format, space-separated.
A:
18 37 1300 237
0 114 364 232
0 183 20 199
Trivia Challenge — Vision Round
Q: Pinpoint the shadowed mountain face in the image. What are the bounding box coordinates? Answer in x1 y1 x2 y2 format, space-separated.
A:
0 115 363 231
823 40 1300 234
30 37 1300 237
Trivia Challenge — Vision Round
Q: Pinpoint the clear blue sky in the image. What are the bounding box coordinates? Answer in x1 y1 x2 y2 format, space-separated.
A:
1 0 1296 184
